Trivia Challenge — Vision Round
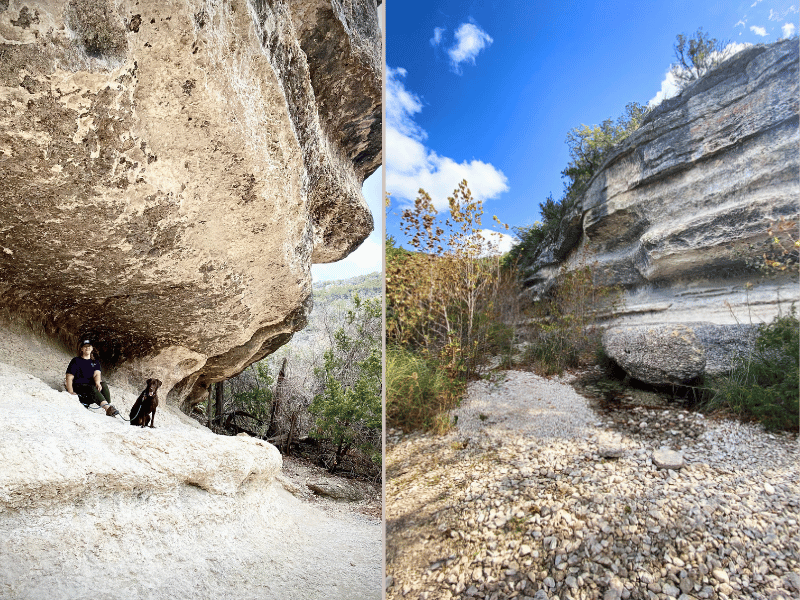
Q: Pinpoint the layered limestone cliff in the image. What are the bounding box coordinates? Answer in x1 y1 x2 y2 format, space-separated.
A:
524 40 798 384
0 0 381 403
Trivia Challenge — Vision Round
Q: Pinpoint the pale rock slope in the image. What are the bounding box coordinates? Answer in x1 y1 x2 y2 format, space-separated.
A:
0 330 380 599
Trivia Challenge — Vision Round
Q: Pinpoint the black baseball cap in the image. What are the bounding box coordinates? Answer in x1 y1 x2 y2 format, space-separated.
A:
80 339 92 347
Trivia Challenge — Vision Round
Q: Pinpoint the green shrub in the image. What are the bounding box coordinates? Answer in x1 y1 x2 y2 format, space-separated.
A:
522 264 620 376
704 311 799 432
386 345 465 433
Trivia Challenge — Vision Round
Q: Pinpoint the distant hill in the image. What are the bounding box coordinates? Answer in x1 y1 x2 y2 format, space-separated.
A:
312 271 381 303
278 271 382 351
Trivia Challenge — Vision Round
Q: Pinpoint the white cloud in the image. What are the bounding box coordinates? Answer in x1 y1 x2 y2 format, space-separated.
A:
769 5 798 20
750 25 768 36
473 229 517 256
386 67 508 211
648 42 751 107
648 70 683 108
386 67 425 140
447 22 493 73
751 0 764 6
430 27 445 47
735 19 747 28
781 22 797 38
311 168 383 282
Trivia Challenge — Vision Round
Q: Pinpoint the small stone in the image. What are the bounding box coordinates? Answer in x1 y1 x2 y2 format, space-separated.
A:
764 482 775 494
466 585 479 596
653 448 684 469
718 583 733 596
519 544 532 556
385 576 394 589
712 569 729 584
533 590 549 600
663 583 680 597
786 572 800 591
680 577 694 593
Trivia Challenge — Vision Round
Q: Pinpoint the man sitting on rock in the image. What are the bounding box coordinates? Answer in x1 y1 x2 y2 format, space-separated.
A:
65 339 120 417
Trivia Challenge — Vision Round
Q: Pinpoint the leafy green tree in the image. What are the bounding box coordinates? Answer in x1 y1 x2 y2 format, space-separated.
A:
562 102 649 195
671 28 728 86
308 294 381 472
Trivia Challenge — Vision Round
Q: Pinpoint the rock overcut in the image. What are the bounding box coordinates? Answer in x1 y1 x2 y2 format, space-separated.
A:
524 40 798 384
0 0 381 404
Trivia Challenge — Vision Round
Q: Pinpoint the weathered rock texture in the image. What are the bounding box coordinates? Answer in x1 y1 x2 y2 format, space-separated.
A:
525 40 798 383
0 357 381 599
0 0 381 404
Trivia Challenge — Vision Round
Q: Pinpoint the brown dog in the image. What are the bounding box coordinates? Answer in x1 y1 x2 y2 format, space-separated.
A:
130 378 162 428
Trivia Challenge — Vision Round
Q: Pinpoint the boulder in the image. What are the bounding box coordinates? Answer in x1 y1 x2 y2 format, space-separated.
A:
602 324 706 385
0 0 381 405
308 478 367 501
525 40 799 383
602 322 760 385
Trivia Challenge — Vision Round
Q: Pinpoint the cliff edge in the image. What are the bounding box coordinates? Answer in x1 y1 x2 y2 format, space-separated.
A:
524 39 798 384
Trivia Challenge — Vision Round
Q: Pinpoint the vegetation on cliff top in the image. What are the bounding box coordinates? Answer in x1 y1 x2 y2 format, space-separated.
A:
504 28 744 275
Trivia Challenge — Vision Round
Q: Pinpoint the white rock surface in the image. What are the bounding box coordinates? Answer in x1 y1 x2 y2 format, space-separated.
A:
0 362 380 599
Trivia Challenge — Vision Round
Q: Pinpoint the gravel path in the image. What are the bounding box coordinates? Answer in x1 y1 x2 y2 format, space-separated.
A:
386 369 799 600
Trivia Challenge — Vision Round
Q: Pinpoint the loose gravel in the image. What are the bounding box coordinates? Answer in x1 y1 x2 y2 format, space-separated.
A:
386 369 799 600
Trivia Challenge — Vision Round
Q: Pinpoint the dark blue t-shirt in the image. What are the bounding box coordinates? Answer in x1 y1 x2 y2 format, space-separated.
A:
66 357 102 385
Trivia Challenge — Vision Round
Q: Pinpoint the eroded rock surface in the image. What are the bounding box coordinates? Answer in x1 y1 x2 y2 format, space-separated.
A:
0 0 381 404
524 40 798 382
0 360 381 599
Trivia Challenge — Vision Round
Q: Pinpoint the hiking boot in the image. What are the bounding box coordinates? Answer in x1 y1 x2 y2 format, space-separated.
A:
105 405 120 417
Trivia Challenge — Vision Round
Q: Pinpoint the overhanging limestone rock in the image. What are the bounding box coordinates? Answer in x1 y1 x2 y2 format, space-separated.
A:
0 0 381 404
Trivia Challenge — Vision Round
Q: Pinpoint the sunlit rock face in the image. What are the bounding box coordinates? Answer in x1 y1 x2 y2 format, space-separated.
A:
524 40 798 384
0 0 381 404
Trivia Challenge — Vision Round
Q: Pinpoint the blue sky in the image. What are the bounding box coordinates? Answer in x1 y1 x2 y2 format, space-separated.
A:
385 0 798 251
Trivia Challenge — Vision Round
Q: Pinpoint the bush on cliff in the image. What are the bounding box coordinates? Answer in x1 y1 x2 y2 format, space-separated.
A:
521 263 623 376
505 102 648 271
704 310 799 432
